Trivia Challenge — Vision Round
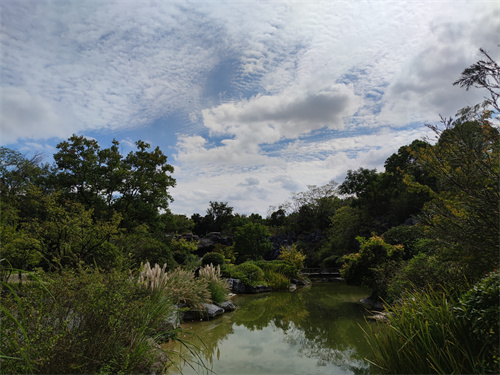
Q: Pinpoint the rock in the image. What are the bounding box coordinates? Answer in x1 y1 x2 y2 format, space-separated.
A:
360 297 385 311
203 303 224 318
218 301 236 311
226 278 271 294
227 278 247 293
164 309 181 330
366 311 390 322
289 284 297 292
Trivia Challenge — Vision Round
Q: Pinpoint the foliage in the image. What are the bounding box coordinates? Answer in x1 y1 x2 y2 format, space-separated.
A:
212 243 237 264
406 119 499 281
387 253 468 300
263 269 289 291
252 260 299 279
201 252 225 267
453 48 500 118
22 188 123 271
365 287 492 374
456 270 500 371
52 135 175 230
0 267 175 374
198 264 229 303
162 268 210 308
278 244 306 270
170 238 198 266
137 261 169 293
381 225 426 260
234 263 265 285
233 222 272 262
116 226 175 270
341 236 404 298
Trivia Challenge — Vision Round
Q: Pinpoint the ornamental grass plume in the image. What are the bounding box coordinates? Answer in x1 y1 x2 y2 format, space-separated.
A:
198 263 222 282
137 261 169 293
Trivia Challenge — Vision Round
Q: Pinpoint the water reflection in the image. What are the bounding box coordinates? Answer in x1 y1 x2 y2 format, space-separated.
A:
164 282 373 374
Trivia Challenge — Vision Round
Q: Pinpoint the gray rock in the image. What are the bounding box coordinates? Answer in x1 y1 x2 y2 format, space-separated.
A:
226 278 271 294
218 301 236 311
203 303 224 318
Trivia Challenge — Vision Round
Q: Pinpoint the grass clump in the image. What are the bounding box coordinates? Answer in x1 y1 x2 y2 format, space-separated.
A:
365 284 496 374
198 263 229 303
1 267 175 374
263 269 289 291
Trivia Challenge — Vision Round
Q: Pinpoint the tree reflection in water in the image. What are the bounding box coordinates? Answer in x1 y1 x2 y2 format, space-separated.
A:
163 282 373 374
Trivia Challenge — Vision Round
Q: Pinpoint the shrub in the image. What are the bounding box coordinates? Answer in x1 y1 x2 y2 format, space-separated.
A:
212 243 237 264
387 253 468 300
456 270 500 373
322 255 341 269
163 268 210 308
201 252 225 267
253 260 298 279
263 269 289 291
0 268 175 374
235 263 265 285
341 236 404 298
278 244 306 270
365 287 490 374
198 264 229 303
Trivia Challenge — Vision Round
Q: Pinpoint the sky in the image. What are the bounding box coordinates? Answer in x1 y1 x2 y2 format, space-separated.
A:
1 0 498 217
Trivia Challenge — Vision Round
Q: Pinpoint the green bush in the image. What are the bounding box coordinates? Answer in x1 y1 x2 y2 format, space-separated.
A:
341 236 404 298
235 263 265 285
0 268 175 374
322 255 341 269
253 260 298 279
387 253 468 300
457 270 500 373
201 252 225 267
263 269 289 291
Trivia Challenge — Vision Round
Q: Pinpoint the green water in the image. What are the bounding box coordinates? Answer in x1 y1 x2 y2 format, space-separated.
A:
164 282 375 375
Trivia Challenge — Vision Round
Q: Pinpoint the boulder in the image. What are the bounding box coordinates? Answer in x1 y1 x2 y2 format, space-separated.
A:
226 278 271 294
203 303 224 319
218 301 236 311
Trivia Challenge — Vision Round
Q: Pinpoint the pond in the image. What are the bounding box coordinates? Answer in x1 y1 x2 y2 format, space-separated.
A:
163 282 375 375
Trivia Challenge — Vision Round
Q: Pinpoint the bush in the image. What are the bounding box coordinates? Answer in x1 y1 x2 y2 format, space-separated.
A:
322 255 341 269
263 269 289 291
201 252 225 267
365 287 490 374
457 270 500 373
253 260 298 279
387 253 468 300
235 263 265 285
278 244 306 270
198 264 229 303
341 236 404 298
0 268 175 374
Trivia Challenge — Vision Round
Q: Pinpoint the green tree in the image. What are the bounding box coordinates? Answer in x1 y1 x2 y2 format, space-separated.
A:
233 222 272 262
406 119 499 281
341 236 404 298
52 135 175 230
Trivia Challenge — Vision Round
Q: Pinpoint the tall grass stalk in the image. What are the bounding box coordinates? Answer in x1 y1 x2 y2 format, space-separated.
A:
363 287 489 374
199 264 229 303
263 269 289 290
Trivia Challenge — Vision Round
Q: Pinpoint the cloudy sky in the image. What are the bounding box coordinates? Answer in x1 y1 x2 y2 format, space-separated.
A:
1 0 498 216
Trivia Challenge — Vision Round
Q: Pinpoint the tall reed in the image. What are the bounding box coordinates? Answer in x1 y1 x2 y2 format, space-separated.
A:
364 287 490 374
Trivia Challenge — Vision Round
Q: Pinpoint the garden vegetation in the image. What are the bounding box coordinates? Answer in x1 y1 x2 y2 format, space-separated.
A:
1 49 498 374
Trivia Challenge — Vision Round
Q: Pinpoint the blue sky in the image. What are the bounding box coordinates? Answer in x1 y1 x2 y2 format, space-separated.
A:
1 0 498 216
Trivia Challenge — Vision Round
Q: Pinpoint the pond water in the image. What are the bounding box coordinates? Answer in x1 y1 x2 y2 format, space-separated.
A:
163 282 375 375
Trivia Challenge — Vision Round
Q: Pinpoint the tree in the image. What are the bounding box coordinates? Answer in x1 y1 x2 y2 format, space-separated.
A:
406 119 499 281
52 135 175 230
233 222 272 262
453 48 500 118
